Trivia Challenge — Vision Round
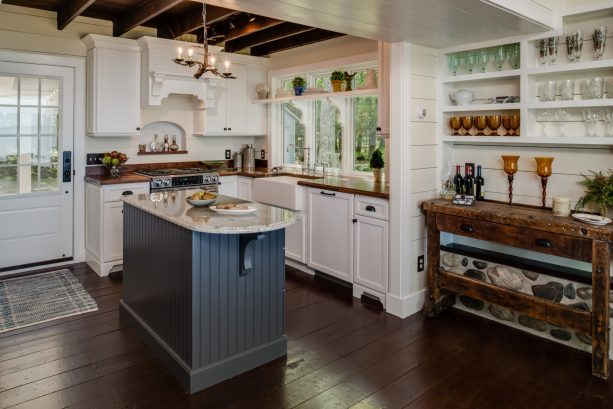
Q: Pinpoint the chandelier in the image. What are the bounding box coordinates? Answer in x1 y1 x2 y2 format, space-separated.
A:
172 3 236 79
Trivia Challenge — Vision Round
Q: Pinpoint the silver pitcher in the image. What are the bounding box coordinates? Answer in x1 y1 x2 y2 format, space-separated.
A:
241 144 255 171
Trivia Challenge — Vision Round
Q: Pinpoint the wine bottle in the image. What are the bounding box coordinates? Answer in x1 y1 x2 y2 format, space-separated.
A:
463 165 474 196
475 165 485 201
453 165 463 194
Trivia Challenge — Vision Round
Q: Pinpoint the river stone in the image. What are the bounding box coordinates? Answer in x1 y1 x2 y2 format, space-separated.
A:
576 332 592 345
577 287 592 300
550 329 572 341
564 283 576 300
472 260 488 270
461 257 469 267
464 269 486 281
442 253 461 268
518 315 547 332
488 304 514 321
459 295 484 311
569 301 590 312
531 282 564 302
522 270 539 281
486 266 524 290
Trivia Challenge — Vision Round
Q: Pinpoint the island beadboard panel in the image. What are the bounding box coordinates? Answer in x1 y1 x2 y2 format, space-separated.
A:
441 250 613 355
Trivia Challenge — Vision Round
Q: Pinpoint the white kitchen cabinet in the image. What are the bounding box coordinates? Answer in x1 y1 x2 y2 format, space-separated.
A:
86 182 149 276
285 213 306 263
237 176 253 200
307 188 354 282
82 34 141 137
218 176 238 197
204 63 249 135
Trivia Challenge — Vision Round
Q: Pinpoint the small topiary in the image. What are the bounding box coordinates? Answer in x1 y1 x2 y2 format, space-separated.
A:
292 76 306 88
330 70 345 81
369 148 385 169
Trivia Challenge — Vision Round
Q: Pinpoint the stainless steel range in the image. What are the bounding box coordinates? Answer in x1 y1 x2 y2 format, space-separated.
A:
135 168 219 192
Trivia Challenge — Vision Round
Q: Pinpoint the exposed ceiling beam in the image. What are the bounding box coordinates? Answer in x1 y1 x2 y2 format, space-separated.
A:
223 16 284 43
57 0 96 30
224 22 313 53
157 5 236 39
250 29 345 56
113 0 184 37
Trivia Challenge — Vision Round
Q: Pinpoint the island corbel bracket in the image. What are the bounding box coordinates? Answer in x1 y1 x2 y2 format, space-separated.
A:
239 233 266 276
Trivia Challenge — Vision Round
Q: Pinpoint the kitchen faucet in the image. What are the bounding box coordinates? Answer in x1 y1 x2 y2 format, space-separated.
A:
287 144 312 174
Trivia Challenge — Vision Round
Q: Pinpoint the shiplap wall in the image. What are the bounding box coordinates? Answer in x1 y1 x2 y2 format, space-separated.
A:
407 45 439 294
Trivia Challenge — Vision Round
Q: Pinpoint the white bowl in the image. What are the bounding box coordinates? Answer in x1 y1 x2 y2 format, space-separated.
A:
186 197 217 207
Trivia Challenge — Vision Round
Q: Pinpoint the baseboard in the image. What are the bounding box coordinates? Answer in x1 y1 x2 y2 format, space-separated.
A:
285 259 314 275
385 289 426 318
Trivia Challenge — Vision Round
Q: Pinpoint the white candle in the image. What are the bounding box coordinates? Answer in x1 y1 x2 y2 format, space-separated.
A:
177 46 183 59
187 48 193 61
552 197 571 217
224 59 230 73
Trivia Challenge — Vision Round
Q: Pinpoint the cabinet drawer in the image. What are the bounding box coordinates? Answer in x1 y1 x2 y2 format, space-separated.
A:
436 214 592 263
354 195 389 220
103 183 149 202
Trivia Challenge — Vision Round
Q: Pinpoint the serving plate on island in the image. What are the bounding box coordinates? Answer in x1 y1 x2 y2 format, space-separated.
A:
571 213 612 226
209 204 257 215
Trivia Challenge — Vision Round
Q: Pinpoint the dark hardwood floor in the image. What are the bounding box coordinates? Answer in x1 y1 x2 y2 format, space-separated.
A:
0 263 612 408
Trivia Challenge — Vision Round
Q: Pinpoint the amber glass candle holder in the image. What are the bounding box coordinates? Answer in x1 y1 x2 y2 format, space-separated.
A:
474 115 488 136
501 115 511 135
501 155 520 204
450 116 462 135
488 115 501 136
461 116 474 135
535 157 554 208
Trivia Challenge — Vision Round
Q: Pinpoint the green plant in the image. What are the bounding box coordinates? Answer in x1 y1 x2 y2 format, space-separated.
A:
369 148 385 169
330 71 345 81
575 170 613 216
292 76 306 88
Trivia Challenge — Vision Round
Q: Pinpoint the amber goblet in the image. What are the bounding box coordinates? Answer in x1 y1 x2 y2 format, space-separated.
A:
474 115 488 136
488 115 502 136
509 114 521 136
449 116 462 135
501 115 511 135
461 116 474 135
501 155 520 204
535 157 554 208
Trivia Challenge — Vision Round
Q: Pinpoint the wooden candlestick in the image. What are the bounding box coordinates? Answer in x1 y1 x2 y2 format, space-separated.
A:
501 155 520 205
535 157 554 208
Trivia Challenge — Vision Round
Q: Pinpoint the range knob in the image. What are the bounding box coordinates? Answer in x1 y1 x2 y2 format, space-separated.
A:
153 179 163 188
204 176 211 183
163 178 172 187
210 175 218 183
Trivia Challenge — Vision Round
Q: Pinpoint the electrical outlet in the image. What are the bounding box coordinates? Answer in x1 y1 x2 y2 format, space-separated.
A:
86 153 104 165
225 150 231 159
260 149 265 159
417 255 425 272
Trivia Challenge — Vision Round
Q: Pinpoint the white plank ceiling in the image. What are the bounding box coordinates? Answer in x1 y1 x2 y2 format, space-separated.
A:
193 0 558 48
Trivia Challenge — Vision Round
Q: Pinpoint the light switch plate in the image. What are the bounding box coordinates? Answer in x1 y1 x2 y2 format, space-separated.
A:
225 150 231 159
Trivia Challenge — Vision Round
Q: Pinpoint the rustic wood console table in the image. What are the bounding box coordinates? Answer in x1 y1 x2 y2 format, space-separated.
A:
422 199 611 379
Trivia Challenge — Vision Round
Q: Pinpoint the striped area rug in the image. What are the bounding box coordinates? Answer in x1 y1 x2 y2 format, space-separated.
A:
0 269 98 333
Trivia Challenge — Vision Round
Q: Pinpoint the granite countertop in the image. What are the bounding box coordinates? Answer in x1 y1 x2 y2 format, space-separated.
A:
297 176 389 199
122 190 295 234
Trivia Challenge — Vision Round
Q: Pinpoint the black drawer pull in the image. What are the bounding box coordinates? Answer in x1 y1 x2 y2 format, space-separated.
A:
460 224 475 233
122 190 133 196
365 205 376 212
352 218 357 223
320 191 336 196
535 238 553 248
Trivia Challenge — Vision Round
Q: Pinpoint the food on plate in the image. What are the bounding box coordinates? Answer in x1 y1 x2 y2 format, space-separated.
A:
190 191 217 201
215 203 249 210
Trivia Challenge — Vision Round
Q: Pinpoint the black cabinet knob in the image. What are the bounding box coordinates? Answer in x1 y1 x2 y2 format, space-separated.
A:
136 127 141 131
460 224 475 233
352 218 358 223
535 238 553 248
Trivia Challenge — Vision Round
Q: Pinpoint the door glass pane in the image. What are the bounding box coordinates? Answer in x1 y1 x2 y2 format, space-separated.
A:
0 76 18 104
41 79 59 106
39 135 58 163
0 136 17 165
31 164 58 192
315 100 342 170
20 77 39 106
20 107 38 134
19 136 37 164
0 166 17 195
353 96 379 172
0 106 18 135
283 102 306 165
41 108 58 134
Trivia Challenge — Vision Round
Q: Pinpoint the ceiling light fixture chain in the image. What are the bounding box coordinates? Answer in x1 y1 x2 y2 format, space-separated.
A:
172 3 235 80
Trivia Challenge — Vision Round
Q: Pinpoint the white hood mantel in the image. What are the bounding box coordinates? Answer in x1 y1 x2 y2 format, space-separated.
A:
137 36 221 107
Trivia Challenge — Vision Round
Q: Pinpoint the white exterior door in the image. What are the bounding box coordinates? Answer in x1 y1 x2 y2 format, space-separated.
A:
0 61 74 270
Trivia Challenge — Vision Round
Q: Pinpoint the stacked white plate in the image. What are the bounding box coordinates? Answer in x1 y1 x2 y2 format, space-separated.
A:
571 213 612 226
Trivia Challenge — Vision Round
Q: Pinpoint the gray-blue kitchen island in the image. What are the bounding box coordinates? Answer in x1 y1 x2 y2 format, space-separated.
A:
120 191 295 393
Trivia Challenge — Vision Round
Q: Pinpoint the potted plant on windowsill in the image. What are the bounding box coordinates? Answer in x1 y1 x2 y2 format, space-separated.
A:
369 148 385 182
575 170 613 218
330 70 345 92
292 76 306 96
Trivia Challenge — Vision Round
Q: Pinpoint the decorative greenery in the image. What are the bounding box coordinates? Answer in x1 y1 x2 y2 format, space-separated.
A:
330 70 345 81
102 150 129 168
575 170 613 216
369 148 385 169
292 76 306 88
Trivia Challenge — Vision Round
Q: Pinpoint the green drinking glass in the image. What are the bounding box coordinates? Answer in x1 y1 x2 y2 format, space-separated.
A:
478 49 490 73
447 53 461 76
494 45 507 70
507 43 520 69
464 51 477 74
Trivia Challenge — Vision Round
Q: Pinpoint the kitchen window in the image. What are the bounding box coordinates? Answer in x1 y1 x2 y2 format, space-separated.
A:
275 64 379 175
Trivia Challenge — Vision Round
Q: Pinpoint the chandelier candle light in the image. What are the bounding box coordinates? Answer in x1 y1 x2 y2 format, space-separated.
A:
172 3 236 79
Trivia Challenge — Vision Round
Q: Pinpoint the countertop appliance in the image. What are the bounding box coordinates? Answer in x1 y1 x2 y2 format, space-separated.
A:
135 168 219 192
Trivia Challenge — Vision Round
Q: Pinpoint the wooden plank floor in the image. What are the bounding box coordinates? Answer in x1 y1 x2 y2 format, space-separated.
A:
0 263 611 409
